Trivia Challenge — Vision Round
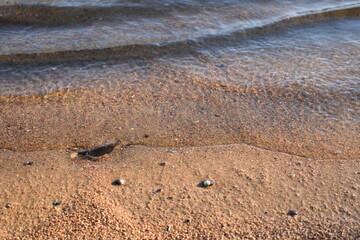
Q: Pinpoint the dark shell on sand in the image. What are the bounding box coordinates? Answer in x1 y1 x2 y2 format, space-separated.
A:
78 140 120 158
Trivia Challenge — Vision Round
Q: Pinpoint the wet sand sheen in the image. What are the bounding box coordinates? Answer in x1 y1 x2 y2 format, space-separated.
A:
0 77 358 159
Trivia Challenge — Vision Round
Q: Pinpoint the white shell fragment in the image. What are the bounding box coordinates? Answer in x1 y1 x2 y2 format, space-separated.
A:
203 179 215 187
70 152 78 159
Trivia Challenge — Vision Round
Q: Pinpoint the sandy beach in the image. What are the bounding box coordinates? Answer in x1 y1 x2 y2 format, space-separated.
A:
1 1 359 238
1 143 359 239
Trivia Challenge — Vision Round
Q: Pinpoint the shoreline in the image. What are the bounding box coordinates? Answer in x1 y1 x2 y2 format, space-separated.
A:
1 1 359 238
1 84 358 159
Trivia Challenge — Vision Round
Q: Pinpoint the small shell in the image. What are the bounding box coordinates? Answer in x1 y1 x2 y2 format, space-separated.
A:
52 201 62 206
70 152 78 159
287 210 299 217
112 179 126 186
153 188 162 194
203 179 215 187
79 140 120 158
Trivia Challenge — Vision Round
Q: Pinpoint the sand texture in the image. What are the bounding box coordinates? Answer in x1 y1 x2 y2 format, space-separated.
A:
1 144 359 239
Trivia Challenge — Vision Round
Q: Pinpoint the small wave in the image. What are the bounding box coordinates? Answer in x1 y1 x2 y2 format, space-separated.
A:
0 3 200 26
0 5 359 65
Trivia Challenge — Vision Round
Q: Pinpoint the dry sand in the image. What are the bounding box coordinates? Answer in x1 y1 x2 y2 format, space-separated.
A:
0 144 359 239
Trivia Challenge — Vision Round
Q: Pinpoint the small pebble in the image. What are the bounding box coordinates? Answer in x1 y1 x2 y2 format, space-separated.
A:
203 179 215 187
5 203 11 209
23 161 33 166
287 209 299 217
153 188 162 194
159 162 167 166
166 225 171 232
184 219 191 223
112 179 126 186
289 174 296 179
52 201 62 206
70 152 78 159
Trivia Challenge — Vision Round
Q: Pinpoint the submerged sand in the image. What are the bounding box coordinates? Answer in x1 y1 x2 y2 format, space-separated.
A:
0 144 359 239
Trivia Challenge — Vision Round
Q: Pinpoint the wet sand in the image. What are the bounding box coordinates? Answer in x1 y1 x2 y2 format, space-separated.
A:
0 144 359 239
1 79 359 160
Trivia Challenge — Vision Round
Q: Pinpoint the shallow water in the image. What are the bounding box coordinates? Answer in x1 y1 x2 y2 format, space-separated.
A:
0 0 359 158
